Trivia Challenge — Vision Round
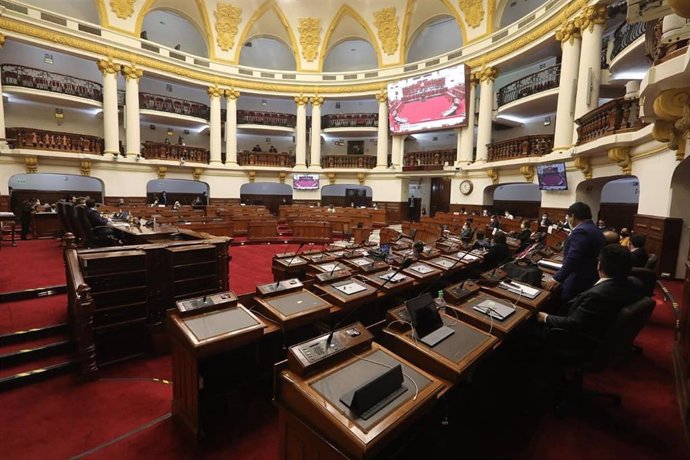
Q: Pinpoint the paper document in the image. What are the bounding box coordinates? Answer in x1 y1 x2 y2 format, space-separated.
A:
499 281 539 299
335 282 368 295
410 264 434 274
378 272 407 283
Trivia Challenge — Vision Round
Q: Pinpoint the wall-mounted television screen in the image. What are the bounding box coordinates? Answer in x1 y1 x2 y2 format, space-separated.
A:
537 163 568 191
387 64 468 134
293 174 320 190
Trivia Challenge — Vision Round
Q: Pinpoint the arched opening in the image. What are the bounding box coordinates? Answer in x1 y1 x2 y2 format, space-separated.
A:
670 158 690 277
496 0 549 29
575 176 639 231
485 183 542 219
146 179 209 206
406 16 462 63
321 184 372 208
240 182 293 215
20 0 100 24
323 39 377 73
141 9 208 57
239 36 296 70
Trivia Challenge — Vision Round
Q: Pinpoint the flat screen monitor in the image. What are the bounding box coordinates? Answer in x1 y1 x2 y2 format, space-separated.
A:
387 64 468 134
293 174 319 190
537 163 568 191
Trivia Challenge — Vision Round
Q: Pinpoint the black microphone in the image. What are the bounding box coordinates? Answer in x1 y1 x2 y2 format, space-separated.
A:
418 249 472 299
279 242 305 287
325 259 343 281
325 258 414 348
347 237 369 257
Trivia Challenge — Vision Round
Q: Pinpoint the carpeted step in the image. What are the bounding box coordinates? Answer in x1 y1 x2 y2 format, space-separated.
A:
0 328 70 356
0 359 79 392
0 350 79 384
0 295 68 335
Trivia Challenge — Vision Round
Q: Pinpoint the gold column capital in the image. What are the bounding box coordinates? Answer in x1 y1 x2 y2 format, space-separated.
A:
357 172 365 185
520 165 535 182
121 65 143 81
207 85 223 98
475 66 498 83
608 147 632 175
294 94 309 106
310 95 324 107
224 88 240 100
97 58 121 76
375 90 388 104
573 156 592 180
0 33 5 48
574 5 607 34
555 20 581 45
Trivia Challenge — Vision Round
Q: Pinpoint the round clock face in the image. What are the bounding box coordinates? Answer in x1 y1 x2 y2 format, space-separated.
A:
460 180 473 195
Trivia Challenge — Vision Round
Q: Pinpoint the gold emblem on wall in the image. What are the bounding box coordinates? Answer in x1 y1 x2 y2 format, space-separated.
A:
157 166 167 179
327 172 336 185
25 156 38 174
486 168 498 184
357 172 365 185
520 165 535 182
373 7 399 55
298 18 321 62
652 87 690 161
80 160 91 176
193 168 202 181
248 170 256 182
215 3 242 52
278 171 287 184
459 0 485 28
109 0 136 20
573 156 592 180
607 147 632 175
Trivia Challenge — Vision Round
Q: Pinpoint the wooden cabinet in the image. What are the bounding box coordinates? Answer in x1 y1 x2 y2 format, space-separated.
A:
167 244 219 302
633 214 682 278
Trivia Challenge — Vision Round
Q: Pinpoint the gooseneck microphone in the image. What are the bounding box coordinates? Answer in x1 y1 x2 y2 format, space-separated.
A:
278 242 306 287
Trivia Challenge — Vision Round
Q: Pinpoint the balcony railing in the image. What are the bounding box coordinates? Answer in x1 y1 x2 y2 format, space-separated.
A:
142 141 209 163
237 110 296 128
403 149 456 167
487 135 554 162
1 64 103 102
496 65 561 107
650 17 690 64
139 93 210 119
575 97 645 145
322 113 378 129
321 155 376 169
7 127 104 154
237 151 295 167
611 21 647 61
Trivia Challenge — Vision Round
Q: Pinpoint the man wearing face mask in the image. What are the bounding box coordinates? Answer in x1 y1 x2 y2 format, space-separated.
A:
543 202 606 304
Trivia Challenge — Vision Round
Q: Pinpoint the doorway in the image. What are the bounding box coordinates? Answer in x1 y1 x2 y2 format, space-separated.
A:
430 177 451 217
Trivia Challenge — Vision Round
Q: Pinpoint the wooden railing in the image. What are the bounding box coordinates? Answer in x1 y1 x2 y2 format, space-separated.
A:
496 65 561 107
1 64 103 102
650 18 690 64
321 155 377 169
237 110 296 128
575 97 645 145
142 141 210 163
7 127 104 154
611 21 647 61
404 149 456 167
139 92 210 119
322 113 378 128
487 135 554 162
237 151 296 167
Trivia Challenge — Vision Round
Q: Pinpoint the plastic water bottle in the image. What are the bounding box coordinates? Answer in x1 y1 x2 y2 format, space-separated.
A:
435 290 447 310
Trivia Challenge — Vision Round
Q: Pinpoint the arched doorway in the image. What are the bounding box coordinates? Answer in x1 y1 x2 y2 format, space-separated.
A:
484 183 542 218
140 9 208 57
670 158 690 277
321 184 372 208
8 173 104 213
146 179 209 206
323 39 377 72
575 175 639 230
406 15 462 63
239 182 292 215
239 36 296 70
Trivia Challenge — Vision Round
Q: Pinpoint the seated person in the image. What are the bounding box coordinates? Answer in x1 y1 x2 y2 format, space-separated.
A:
85 199 116 240
602 229 619 245
472 230 492 251
516 232 546 261
539 213 552 229
460 219 474 241
629 234 649 268
268 145 278 153
252 144 262 152
172 201 181 211
478 232 511 272
536 244 644 339
489 215 501 233
619 228 631 248
516 219 532 248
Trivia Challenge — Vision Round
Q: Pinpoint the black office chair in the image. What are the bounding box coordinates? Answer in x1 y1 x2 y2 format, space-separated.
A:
75 204 119 248
644 253 658 271
547 297 656 415
631 267 657 298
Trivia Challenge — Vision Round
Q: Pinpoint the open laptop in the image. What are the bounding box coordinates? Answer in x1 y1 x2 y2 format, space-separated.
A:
405 292 454 347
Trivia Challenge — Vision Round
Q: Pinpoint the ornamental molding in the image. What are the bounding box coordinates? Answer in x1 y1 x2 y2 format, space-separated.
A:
97 58 121 75
157 166 167 179
109 0 135 20
215 3 242 52
80 160 91 176
520 165 535 182
25 156 37 173
555 20 581 45
207 85 223 98
121 65 143 81
574 5 607 34
294 94 309 106
573 156 592 179
224 88 240 100
327 172 336 185
248 170 256 182
486 168 498 184
652 88 690 161
357 172 366 185
310 95 324 107
278 171 287 184
607 147 632 175
474 66 498 83
298 18 321 62
375 90 388 103
373 7 399 55
0 33 5 47
193 168 202 181
459 0 485 28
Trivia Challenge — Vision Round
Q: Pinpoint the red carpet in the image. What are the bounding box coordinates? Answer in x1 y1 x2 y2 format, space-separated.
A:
0 294 67 334
397 94 454 123
0 239 64 292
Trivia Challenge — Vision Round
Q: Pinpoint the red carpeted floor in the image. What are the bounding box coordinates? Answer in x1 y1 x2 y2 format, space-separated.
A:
0 239 64 292
397 94 453 123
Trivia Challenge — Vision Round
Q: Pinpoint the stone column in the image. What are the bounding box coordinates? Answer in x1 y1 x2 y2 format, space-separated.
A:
573 5 607 140
553 20 582 151
309 95 324 168
121 65 143 157
0 34 6 148
294 95 308 168
207 86 223 164
97 59 121 155
391 134 404 169
224 88 239 166
458 75 478 164
474 66 498 163
375 91 389 169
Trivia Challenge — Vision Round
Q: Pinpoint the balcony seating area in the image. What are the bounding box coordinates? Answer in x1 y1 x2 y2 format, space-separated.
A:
141 141 209 163
610 21 647 61
321 113 378 128
321 155 376 169
403 149 455 169
237 110 296 128
139 92 210 119
1 64 103 102
576 97 645 145
237 151 295 167
497 65 561 107
6 127 104 154
487 135 554 162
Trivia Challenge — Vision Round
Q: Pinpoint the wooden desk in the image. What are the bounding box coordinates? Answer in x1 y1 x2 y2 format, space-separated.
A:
403 262 443 282
424 256 466 274
292 221 332 241
0 212 16 247
360 269 415 295
32 211 60 238
117 224 180 244
446 293 532 338
480 280 551 310
254 289 332 330
272 255 310 281
313 278 377 310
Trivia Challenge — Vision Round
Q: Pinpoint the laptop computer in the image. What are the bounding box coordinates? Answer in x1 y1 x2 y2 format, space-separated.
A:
405 292 454 347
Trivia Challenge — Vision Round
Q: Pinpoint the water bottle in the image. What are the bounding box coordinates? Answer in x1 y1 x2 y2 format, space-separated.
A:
435 290 447 310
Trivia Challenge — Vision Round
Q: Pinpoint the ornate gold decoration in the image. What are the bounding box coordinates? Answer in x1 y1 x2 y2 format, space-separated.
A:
373 7 399 55
608 147 632 175
574 5 607 34
294 94 309 106
109 0 135 20
0 33 5 48
486 168 498 184
668 0 690 19
121 65 143 81
224 88 240 100
215 3 242 52
652 88 690 161
298 18 321 62
474 66 498 83
248 170 256 182
357 172 366 185
375 90 388 104
278 171 287 184
157 166 167 179
207 85 223 98
327 172 336 185
97 58 121 75
573 156 592 179
192 168 202 181
520 165 535 182
25 156 37 173
80 160 91 176
555 20 581 45
310 95 324 107
459 0 485 28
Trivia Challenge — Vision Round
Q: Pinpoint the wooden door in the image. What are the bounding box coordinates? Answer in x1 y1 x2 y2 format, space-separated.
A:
430 178 451 217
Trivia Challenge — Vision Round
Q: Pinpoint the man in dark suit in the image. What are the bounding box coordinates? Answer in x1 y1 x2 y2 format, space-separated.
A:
544 202 606 304
536 244 644 339
85 198 115 240
479 231 511 271
629 234 649 268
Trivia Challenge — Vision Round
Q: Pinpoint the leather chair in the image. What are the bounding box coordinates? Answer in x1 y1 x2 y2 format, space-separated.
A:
74 204 118 248
645 253 658 271
631 267 657 298
547 297 656 415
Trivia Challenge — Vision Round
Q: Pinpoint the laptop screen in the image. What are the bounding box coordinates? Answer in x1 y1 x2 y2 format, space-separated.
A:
405 292 443 338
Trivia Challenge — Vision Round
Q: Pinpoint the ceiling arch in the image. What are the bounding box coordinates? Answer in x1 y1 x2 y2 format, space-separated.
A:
134 0 211 55
406 14 462 63
319 5 382 71
495 0 549 29
402 0 467 61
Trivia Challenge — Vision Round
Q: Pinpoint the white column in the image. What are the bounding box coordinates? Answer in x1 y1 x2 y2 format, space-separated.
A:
553 20 582 151
309 95 323 168
375 91 389 169
121 66 142 157
224 88 239 166
391 134 404 168
458 77 477 164
294 95 308 168
208 86 222 164
0 34 6 147
475 66 497 163
98 59 121 155
573 5 607 140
